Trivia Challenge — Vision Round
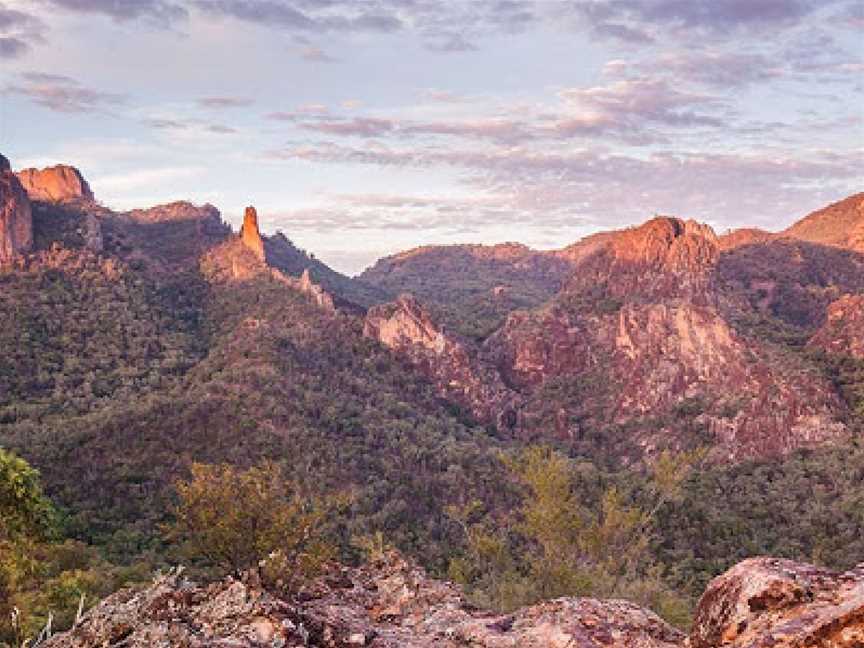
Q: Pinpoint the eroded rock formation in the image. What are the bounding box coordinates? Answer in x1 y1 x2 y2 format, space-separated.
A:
43 553 864 648
0 153 33 263
485 216 851 458
241 205 266 261
16 164 94 202
365 294 518 425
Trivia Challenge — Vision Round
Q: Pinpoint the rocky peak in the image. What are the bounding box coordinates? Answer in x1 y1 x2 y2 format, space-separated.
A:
16 164 94 202
610 217 719 272
0 154 33 264
240 205 266 261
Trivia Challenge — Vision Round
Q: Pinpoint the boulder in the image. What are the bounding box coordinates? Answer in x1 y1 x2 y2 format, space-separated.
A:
16 164 94 202
688 557 864 647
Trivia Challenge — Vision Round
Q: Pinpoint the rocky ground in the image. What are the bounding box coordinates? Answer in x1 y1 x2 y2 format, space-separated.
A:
43 552 863 648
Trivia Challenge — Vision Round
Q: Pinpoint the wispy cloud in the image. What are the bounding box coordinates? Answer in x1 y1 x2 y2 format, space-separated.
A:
38 0 188 26
8 72 126 113
0 2 45 58
196 96 254 109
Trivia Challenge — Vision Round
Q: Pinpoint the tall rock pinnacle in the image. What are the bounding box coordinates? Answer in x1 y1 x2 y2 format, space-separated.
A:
240 205 265 261
0 154 33 264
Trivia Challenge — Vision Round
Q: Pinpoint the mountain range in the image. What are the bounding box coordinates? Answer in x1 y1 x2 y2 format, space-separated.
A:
1 153 862 602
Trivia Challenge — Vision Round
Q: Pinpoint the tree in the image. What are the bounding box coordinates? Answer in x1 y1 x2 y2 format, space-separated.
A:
0 449 55 546
0 448 57 644
167 461 339 588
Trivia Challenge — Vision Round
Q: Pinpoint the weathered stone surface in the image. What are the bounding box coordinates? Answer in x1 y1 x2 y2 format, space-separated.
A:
16 164 94 202
0 157 33 263
44 553 684 648
241 205 266 261
486 216 851 459
44 554 864 648
365 294 519 425
688 557 864 648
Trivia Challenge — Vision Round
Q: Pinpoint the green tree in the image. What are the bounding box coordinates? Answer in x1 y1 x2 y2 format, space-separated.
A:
167 461 340 589
0 448 57 645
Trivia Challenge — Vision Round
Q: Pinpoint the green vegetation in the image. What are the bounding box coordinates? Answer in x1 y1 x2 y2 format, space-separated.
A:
168 462 340 589
447 447 703 627
0 449 148 646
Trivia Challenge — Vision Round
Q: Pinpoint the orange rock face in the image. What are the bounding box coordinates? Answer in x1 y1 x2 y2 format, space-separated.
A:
240 205 266 261
0 155 33 263
16 164 94 202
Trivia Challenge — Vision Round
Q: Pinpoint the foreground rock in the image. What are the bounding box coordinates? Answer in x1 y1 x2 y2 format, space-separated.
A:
688 557 864 647
16 164 95 202
43 553 864 648
0 153 33 263
43 553 683 648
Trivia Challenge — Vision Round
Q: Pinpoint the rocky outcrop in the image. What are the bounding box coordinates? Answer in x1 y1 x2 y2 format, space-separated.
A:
609 217 719 274
298 268 336 311
809 294 864 359
0 153 33 263
241 205 266 261
688 557 864 647
485 215 852 459
43 552 684 648
365 294 519 425
43 554 864 648
16 164 94 202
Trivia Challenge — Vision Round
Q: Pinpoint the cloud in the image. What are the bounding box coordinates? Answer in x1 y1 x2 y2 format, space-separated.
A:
196 96 254 108
8 72 127 113
0 35 27 57
298 45 339 62
564 0 848 44
423 32 478 53
194 0 401 33
300 117 396 137
605 52 782 88
0 2 45 58
272 78 725 148
206 123 237 134
266 139 862 232
39 0 188 25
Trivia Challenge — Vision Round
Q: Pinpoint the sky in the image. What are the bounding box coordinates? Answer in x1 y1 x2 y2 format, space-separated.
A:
0 0 862 275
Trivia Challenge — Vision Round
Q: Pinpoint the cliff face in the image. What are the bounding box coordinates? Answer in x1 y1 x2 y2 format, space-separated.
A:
0 154 33 264
16 164 95 202
485 217 851 460
43 553 864 648
364 294 518 425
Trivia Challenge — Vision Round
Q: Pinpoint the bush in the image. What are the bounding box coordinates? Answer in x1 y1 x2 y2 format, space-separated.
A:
166 461 341 588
